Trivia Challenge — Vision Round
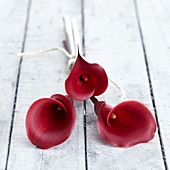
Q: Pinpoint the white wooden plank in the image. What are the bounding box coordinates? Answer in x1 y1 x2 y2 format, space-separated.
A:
160 0 170 19
84 0 164 169
7 0 85 169
137 0 170 166
0 0 29 169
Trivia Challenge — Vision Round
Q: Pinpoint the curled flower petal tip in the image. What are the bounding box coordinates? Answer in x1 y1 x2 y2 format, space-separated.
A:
93 99 156 147
26 94 76 149
65 51 108 101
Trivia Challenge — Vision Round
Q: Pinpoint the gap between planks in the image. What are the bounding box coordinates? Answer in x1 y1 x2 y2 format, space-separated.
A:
133 0 168 169
5 0 32 169
81 0 88 169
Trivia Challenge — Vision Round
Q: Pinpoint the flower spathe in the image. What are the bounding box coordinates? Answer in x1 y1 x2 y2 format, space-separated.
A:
65 51 108 101
26 94 76 149
94 100 156 147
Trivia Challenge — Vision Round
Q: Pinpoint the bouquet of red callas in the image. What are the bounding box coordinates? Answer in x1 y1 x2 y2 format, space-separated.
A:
25 51 156 149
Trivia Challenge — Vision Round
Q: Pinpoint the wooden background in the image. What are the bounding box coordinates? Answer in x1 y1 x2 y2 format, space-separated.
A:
0 0 169 169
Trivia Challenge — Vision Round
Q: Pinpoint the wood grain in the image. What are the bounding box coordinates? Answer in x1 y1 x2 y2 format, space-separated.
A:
137 0 170 167
0 0 29 169
84 0 165 169
6 0 85 169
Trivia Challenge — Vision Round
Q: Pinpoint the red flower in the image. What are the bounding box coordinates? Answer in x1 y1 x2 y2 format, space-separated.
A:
26 94 76 149
93 99 156 147
65 52 108 101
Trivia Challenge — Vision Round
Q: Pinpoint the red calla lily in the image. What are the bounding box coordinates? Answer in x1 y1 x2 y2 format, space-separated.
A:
65 52 108 101
26 94 76 149
91 98 156 147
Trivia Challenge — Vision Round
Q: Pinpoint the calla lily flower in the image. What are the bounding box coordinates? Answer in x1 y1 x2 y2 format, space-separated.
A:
91 98 156 147
65 52 108 101
26 94 76 149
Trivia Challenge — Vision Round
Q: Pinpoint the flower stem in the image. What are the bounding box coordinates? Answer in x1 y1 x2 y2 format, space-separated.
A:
90 97 99 116
90 97 98 105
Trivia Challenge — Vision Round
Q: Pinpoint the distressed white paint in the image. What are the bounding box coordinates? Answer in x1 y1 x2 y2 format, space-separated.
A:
0 0 29 169
7 0 85 170
84 0 164 169
137 0 170 166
